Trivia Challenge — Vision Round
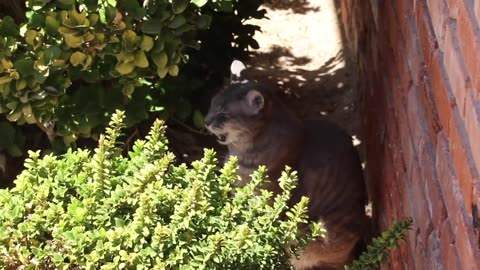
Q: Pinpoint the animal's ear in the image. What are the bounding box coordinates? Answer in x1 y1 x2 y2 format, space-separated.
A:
245 90 264 115
230 60 246 83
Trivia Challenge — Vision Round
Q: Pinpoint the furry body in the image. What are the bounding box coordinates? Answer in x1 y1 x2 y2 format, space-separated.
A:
205 62 368 269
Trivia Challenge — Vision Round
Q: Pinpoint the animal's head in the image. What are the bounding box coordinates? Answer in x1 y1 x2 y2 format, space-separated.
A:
205 60 272 147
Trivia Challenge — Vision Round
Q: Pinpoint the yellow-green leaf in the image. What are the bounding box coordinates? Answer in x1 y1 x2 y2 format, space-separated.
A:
88 14 100 26
58 26 76 35
63 133 78 145
157 67 168 79
122 84 135 96
122 30 138 46
64 34 83 48
152 52 168 68
168 65 179 76
25 30 38 46
70 52 87 67
46 16 60 34
6 110 22 122
140 36 154 52
1 59 13 69
70 10 88 26
16 79 27 90
0 75 13 85
134 51 149 68
115 61 135 75
192 110 205 129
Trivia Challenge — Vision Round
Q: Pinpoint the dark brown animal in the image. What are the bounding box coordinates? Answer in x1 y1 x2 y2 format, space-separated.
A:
205 60 369 270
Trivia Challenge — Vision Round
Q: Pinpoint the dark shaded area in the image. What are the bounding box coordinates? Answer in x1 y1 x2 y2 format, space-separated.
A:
0 1 26 23
167 42 362 169
263 0 320 14
244 47 360 138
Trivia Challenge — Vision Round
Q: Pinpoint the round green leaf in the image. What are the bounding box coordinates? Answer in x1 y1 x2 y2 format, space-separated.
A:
191 0 208 8
44 45 62 63
13 59 35 76
192 110 205 129
0 16 19 37
172 0 190 14
45 15 60 34
168 15 187 29
70 51 87 67
142 19 163 34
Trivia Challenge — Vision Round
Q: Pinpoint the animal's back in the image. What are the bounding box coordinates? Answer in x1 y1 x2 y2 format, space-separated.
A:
295 120 367 229
289 120 368 270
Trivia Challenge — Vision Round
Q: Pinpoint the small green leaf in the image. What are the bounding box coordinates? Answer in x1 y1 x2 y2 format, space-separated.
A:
70 51 87 67
172 0 190 14
45 15 60 34
192 110 205 129
44 45 62 63
168 15 186 29
140 36 154 51
13 59 35 76
142 19 163 34
191 0 208 8
134 50 149 68
0 16 19 37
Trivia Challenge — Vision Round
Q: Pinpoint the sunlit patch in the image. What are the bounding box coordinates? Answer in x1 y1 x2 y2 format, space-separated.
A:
352 135 361 146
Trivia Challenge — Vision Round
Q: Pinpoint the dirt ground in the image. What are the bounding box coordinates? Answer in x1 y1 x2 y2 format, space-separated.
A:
168 0 361 164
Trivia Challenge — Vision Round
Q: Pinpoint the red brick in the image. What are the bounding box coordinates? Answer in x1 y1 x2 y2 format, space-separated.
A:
439 219 463 270
415 0 438 64
425 0 449 50
406 83 430 158
444 20 470 116
464 89 480 174
410 162 433 244
448 109 476 213
454 208 480 269
420 141 448 227
475 0 480 25
427 50 456 136
435 132 462 230
427 231 444 268
448 0 480 95
405 16 425 87
414 233 428 269
394 0 411 39
418 77 443 144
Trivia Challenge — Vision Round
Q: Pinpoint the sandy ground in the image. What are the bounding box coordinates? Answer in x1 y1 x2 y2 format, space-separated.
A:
246 0 360 138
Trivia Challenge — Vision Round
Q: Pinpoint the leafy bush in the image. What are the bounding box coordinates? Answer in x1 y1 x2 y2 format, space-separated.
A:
346 218 413 270
0 111 324 270
0 0 265 152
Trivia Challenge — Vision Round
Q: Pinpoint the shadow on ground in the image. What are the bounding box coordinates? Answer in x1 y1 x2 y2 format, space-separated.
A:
244 46 361 139
263 0 320 14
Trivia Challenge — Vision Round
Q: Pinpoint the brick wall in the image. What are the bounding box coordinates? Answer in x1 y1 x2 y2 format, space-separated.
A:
339 0 480 269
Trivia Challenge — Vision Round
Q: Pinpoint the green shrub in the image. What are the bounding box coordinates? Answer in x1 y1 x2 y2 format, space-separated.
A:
346 218 413 270
0 110 324 270
0 0 265 152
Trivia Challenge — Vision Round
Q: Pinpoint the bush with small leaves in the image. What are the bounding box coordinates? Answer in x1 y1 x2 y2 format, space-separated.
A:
0 0 266 153
0 110 324 270
346 218 413 270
